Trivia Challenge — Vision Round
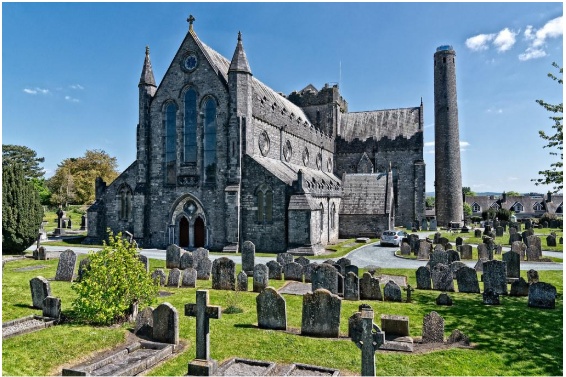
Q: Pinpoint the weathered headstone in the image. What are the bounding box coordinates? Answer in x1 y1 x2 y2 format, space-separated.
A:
422 311 444 343
383 280 402 302
502 251 520 279
236 271 248 292
166 244 181 269
153 302 179 345
355 309 384 377
37 246 47 261
152 269 166 286
449 261 467 279
455 237 463 247
474 258 488 272
416 266 431 290
421 218 428 231
482 288 500 305
474 229 482 238
134 306 153 336
400 242 411 256
137 254 149 273
429 251 449 270
167 268 181 287
344 272 360 301
509 233 522 245
283 262 303 282
311 263 339 294
460 244 472 260
182 268 198 288
431 263 454 292
336 257 351 272
211 257 235 290
527 269 539 284
30 276 51 309
241 240 255 275
455 266 480 293
429 219 437 231
266 260 283 280
546 235 557 247
417 240 431 260
256 287 286 330
194 247 209 261
446 250 460 264
180 252 196 270
528 282 556 309
345 264 359 276
483 260 508 295
433 232 441 244
509 277 529 296
527 235 542 260
495 226 504 237
196 257 212 280
294 256 310 267
276 253 294 267
55 249 77 281
511 241 526 260
253 264 269 292
301 289 341 337
477 244 489 260
360 272 383 300
380 314 409 336
435 292 453 306
42 296 61 320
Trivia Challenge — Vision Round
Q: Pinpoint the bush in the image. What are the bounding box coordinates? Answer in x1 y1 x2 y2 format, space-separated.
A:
481 208 512 222
71 233 158 325
2 164 44 254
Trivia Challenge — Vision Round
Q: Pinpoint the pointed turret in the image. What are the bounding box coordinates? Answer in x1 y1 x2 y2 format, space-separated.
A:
229 32 252 75
137 46 156 187
139 46 157 88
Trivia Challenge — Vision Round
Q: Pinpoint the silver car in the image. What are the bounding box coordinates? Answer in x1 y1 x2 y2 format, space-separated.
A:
380 230 408 246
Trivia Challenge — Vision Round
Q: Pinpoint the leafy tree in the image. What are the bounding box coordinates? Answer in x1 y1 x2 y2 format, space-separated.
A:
463 202 472 218
425 196 435 208
71 233 157 325
462 187 476 196
2 144 45 180
30 178 52 205
481 208 511 222
505 191 521 197
532 62 563 193
2 164 44 254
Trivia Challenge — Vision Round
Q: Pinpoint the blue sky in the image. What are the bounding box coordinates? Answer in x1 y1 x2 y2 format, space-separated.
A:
2 2 563 194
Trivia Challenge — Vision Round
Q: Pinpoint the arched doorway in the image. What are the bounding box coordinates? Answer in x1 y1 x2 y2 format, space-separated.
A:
194 217 205 247
179 217 189 247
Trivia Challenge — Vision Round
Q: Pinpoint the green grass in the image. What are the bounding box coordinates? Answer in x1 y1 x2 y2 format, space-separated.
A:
2 256 562 376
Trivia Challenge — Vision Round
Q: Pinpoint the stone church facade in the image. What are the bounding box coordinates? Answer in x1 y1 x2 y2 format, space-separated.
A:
85 18 425 254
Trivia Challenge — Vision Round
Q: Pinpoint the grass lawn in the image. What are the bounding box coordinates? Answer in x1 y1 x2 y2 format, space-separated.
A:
2 255 562 376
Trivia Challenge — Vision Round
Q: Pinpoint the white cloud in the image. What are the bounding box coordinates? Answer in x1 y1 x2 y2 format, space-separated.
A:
508 176 518 181
70 84 84 90
465 33 495 51
493 28 517 52
424 141 435 147
23 87 49 95
519 47 547 61
519 16 563 61
65 95 80 103
460 141 470 148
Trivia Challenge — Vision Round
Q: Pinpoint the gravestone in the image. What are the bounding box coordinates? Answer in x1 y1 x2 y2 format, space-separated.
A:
421 218 428 231
527 269 539 284
455 237 463 247
253 264 269 292
236 271 248 291
526 245 540 261
482 288 500 305
134 307 153 336
546 235 557 247
400 242 411 256
151 269 166 286
211 257 235 290
380 314 409 336
416 266 431 290
429 219 437 231
433 232 441 244
344 272 360 301
431 263 454 292
360 272 383 300
460 244 472 260
525 219 532 229
77 257 91 282
137 254 149 273
417 240 431 260
152 302 179 345
496 226 504 237
446 250 460 264
435 292 453 306
55 249 77 281
409 234 420 255
450 261 467 279
509 277 529 296
422 311 444 343
332 263 344 275
345 264 359 276
336 257 351 272
80 214 87 230
30 276 51 309
180 252 196 270
166 244 181 269
456 266 480 293
383 280 402 302
474 258 488 272
528 282 556 309
511 241 526 260
182 268 198 288
438 237 449 247
477 244 489 260
196 257 212 280
301 289 341 338
283 262 303 282
527 235 541 259
194 247 209 262
43 296 61 320
276 253 294 267
509 233 522 245
483 260 508 295
241 241 255 275
256 287 286 330
294 256 310 267
266 260 283 280
186 290 222 376
502 251 520 279
311 263 339 294
37 246 47 261
434 244 445 252
167 268 181 287
474 229 482 238
447 329 470 345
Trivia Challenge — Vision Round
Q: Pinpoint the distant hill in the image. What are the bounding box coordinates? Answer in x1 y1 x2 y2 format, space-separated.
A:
425 192 547 197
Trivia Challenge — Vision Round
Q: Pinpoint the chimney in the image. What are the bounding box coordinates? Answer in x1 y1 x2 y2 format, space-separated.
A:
502 191 507 202
547 191 552 203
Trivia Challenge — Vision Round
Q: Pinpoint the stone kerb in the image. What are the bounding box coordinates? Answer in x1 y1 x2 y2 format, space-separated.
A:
256 287 287 330
301 289 341 338
55 249 77 281
30 276 51 309
152 302 179 345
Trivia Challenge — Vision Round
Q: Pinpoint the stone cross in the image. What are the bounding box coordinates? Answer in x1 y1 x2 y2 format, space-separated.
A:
185 290 221 376
403 284 414 303
354 309 384 377
187 14 196 31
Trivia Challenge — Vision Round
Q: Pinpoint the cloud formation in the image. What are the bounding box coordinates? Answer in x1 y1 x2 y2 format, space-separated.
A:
493 28 517 52
23 87 50 95
70 84 84 90
466 28 517 52
65 95 80 103
465 33 495 51
520 16 563 61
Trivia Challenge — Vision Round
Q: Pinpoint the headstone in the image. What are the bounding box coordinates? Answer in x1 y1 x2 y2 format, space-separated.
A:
54 249 77 281
266 260 283 280
477 244 489 260
196 257 212 280
449 261 467 279
236 271 248 292
194 247 209 261
482 288 500 305
30 276 51 309
253 264 269 292
134 306 153 336
211 257 235 290
167 268 181 287
502 251 520 279
345 264 359 276
511 241 526 260
495 226 504 237
416 266 431 290
137 254 149 273
455 237 463 247
525 219 532 229
438 237 449 247
528 282 556 309
180 252 196 270
509 277 529 296
42 296 61 320
429 250 449 271
166 244 181 269
77 257 91 282
400 242 411 256
301 289 341 338
431 263 454 292
417 240 431 260
446 250 460 264
429 219 437 231
380 314 409 336
526 245 540 262
435 292 453 306
311 263 339 294
241 240 255 275
433 232 441 244
527 269 539 284
509 233 522 245
460 244 472 260
151 269 166 286
360 272 383 300
483 260 508 295
422 311 444 343
474 229 482 238
152 302 179 345
294 256 310 267
433 244 445 252
409 234 420 254
182 268 198 288
474 258 488 272
447 329 470 345
61 219 67 229
37 246 47 261
455 266 480 293
283 262 303 282
332 263 344 275
256 287 286 330
336 257 351 271
80 214 87 230
421 218 428 231
186 290 222 376
383 280 402 302
276 253 294 266
344 272 360 301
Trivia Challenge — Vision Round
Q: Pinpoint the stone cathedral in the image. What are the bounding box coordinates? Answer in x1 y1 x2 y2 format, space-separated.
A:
85 17 426 254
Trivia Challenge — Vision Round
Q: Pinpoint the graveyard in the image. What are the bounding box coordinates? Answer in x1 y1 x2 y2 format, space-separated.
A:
2 234 563 376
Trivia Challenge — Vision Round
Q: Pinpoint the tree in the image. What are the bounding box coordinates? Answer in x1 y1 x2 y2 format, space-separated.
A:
425 196 435 208
2 164 44 254
30 178 52 205
506 191 521 197
2 144 45 180
532 62 563 193
463 202 472 218
462 187 476 197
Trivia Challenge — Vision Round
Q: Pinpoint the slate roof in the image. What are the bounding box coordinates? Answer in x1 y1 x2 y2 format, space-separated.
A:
465 194 563 215
340 173 389 215
339 107 421 142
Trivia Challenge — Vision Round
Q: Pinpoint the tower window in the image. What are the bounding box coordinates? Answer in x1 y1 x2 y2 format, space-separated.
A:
256 185 273 223
443 57 446 63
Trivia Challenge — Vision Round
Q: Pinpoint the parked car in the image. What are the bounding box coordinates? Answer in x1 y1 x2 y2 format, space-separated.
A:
380 230 408 246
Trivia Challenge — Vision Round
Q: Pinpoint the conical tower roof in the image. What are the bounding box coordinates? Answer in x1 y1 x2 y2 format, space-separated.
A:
139 46 157 87
229 32 251 74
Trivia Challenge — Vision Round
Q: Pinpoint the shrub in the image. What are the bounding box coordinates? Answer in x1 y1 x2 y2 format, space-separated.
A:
71 233 157 325
481 208 511 222
2 164 44 254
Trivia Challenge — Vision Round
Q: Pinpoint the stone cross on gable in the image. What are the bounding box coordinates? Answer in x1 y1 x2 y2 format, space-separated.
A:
187 14 196 31
185 290 221 376
355 309 385 377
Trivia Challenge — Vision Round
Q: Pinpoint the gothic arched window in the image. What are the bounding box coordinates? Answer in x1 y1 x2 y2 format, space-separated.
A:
203 98 217 183
184 89 197 163
256 185 273 224
330 202 336 230
257 191 264 222
118 185 132 221
164 102 177 184
320 203 324 236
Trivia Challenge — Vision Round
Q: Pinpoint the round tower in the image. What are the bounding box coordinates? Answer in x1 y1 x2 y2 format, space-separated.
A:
434 45 463 226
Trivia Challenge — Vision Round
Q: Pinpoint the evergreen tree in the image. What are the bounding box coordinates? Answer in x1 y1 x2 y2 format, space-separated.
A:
2 164 44 254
